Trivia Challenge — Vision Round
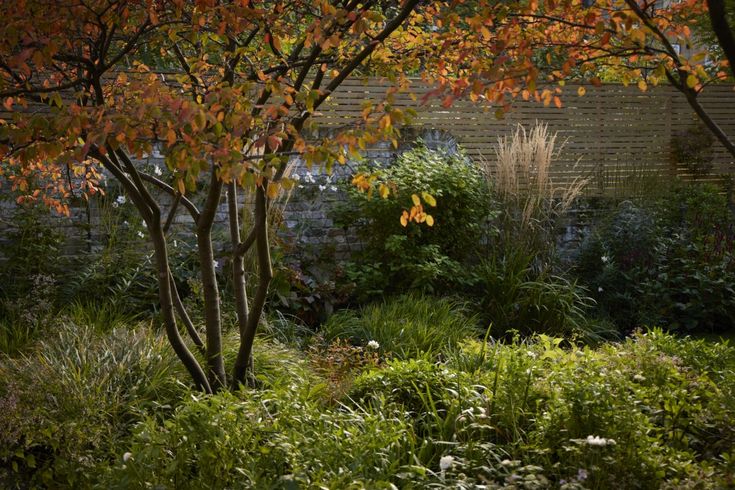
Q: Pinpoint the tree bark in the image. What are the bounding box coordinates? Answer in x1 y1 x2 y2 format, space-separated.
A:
232 184 272 387
707 0 735 78
197 170 226 390
681 83 735 159
169 272 205 356
90 148 211 393
227 182 253 388
153 227 212 394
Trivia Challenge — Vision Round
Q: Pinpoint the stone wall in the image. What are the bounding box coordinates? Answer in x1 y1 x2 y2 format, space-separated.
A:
0 128 463 264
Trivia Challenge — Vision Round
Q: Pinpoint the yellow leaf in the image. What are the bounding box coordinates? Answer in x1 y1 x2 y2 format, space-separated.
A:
577 86 586 97
426 215 434 227
177 179 185 195
690 52 706 63
637 80 648 92
267 183 279 199
400 212 408 227
421 192 436 207
686 74 697 89
411 194 420 206
379 183 390 199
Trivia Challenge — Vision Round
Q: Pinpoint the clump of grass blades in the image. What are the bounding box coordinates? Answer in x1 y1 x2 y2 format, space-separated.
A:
63 299 143 333
481 122 589 264
0 318 36 355
321 293 481 359
0 321 186 487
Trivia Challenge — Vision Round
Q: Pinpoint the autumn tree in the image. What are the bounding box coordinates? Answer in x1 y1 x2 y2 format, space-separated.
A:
0 0 424 392
0 0 715 393
415 0 735 159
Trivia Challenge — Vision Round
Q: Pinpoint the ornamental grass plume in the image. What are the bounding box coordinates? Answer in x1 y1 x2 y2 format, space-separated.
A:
481 123 590 263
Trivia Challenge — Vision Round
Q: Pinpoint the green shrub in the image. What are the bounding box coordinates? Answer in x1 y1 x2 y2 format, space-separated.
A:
321 293 481 359
0 322 185 487
337 143 494 299
576 184 735 333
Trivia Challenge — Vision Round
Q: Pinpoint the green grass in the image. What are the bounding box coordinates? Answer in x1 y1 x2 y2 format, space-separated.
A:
321 293 481 359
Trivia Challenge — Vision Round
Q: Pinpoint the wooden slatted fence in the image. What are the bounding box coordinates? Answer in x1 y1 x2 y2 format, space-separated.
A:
315 79 735 197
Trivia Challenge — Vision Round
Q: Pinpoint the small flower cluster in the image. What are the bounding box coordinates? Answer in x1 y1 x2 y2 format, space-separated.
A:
111 195 127 208
291 171 338 192
585 435 616 446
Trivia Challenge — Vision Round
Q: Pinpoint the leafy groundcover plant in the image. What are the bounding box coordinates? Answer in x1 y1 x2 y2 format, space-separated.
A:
2 295 734 488
94 329 735 488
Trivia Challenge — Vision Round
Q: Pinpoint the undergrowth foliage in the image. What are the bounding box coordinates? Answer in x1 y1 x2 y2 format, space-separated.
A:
321 293 481 359
99 329 735 489
577 184 735 333
1 292 734 489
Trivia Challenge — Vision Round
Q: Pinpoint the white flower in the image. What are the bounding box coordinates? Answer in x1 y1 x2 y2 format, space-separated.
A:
153 165 162 176
115 195 127 205
137 231 145 239
597 286 604 293
122 452 133 463
586 435 615 446
292 173 301 182
367 340 380 349
173 240 178 248
111 201 119 208
601 255 610 264
122 221 129 226
633 374 646 382
213 260 219 269
318 184 326 191
330 185 337 192
439 455 454 471
577 468 588 481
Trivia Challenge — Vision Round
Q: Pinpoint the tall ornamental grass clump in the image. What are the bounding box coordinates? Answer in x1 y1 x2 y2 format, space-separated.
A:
472 123 602 340
481 123 589 266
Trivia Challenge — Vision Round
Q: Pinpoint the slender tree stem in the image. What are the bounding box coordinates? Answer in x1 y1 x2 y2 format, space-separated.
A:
232 184 272 387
